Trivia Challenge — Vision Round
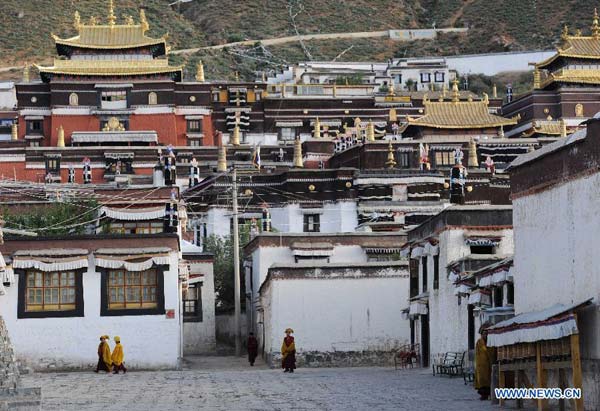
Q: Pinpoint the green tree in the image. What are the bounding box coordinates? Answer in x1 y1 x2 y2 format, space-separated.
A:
2 200 98 236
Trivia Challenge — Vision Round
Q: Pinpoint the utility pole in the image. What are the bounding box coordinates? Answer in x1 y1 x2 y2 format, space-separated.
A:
232 168 242 356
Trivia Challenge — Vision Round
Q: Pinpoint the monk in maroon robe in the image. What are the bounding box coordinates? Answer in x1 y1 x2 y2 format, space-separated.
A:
281 328 296 373
247 332 258 366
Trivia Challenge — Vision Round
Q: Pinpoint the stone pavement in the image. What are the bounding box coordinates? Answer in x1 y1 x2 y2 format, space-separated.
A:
20 357 506 411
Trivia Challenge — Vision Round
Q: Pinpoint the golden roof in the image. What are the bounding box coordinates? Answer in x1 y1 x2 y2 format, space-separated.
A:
407 100 518 129
539 68 600 87
36 58 183 76
522 119 569 137
537 10 600 69
53 7 166 50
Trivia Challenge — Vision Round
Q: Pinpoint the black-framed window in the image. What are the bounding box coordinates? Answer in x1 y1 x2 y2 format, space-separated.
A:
26 120 42 134
435 151 454 166
303 214 320 232
420 73 431 83
470 245 494 254
187 120 203 133
183 283 203 322
45 158 60 174
17 269 84 319
409 259 419 298
434 72 445 83
493 286 503 307
433 255 439 290
507 283 514 305
100 266 165 316
398 152 410 168
421 256 428 293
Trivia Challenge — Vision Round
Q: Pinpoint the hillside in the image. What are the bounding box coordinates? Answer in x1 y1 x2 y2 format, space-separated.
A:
1 0 599 81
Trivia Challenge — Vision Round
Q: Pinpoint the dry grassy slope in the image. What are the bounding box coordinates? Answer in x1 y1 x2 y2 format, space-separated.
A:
2 0 600 80
0 0 203 65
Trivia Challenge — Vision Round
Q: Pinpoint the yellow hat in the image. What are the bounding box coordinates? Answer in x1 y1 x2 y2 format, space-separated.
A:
114 336 120 343
104 335 110 340
285 328 294 334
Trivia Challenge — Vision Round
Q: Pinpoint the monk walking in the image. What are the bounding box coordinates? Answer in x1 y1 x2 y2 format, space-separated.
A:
94 335 112 373
474 324 496 400
247 332 258 366
281 328 296 373
112 336 127 374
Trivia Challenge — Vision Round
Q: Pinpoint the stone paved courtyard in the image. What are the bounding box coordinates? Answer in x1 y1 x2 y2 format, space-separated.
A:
20 356 503 411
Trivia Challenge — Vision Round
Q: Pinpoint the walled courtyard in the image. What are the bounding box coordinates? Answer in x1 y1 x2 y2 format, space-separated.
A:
18 356 505 411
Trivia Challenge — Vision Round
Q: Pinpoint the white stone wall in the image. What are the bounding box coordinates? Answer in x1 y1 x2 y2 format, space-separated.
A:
262 274 410 360
247 243 370 348
183 260 216 354
513 172 600 359
417 228 514 364
0 253 181 370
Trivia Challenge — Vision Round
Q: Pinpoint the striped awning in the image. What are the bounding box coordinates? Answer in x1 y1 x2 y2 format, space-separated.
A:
276 121 303 127
100 206 166 221
72 131 157 143
12 249 89 272
94 247 171 272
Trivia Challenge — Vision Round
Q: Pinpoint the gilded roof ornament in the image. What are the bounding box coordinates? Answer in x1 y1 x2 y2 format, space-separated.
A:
89 15 98 26
561 24 569 42
451 79 459 103
592 8 600 37
482 92 489 105
74 11 81 30
385 141 397 169
140 9 149 32
108 0 116 27
423 93 429 103
124 15 135 26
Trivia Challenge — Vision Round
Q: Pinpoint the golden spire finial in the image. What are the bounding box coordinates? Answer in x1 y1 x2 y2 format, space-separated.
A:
332 82 337 97
366 119 375 142
231 123 241 146
313 117 321 139
57 125 65 148
492 84 497 98
140 9 149 32
388 79 395 96
389 108 397 122
217 146 227 172
423 93 429 103
592 8 600 37
385 140 397 169
89 15 98 25
124 15 134 25
468 138 478 167
74 11 81 30
293 137 304 168
23 63 29 83
108 0 116 26
196 61 205 82
451 79 459 103
561 24 569 41
11 123 18 141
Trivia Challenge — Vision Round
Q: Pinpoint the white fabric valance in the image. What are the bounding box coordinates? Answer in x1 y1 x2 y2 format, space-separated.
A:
101 206 166 221
487 316 578 348
424 243 439 256
409 301 428 316
492 269 510 285
12 256 88 272
400 248 410 258
95 255 171 272
468 290 491 306
410 246 424 259
454 283 472 296
478 275 493 288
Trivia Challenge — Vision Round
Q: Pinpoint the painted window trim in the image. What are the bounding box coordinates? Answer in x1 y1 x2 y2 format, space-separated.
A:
16 269 85 319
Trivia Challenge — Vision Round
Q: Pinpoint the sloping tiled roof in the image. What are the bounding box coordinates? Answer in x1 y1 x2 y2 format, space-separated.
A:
538 36 600 68
407 100 517 129
53 24 166 50
36 58 182 77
